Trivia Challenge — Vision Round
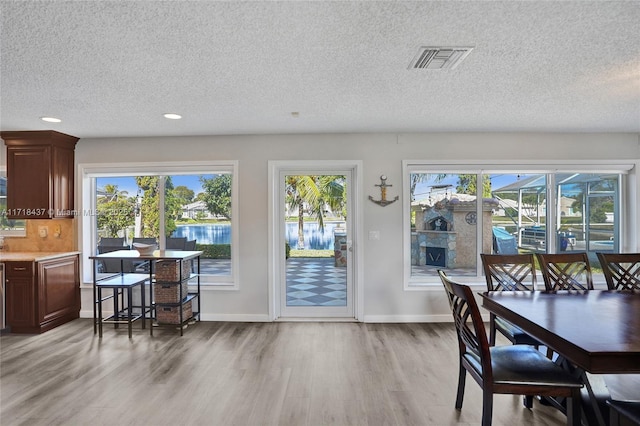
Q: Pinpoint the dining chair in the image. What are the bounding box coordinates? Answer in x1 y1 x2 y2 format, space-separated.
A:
536 252 594 291
166 237 188 250
438 270 583 426
596 252 640 291
132 237 157 246
607 400 640 426
98 237 125 247
480 253 540 347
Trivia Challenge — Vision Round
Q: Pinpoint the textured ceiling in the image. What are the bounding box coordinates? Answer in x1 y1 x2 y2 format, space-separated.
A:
1 1 639 138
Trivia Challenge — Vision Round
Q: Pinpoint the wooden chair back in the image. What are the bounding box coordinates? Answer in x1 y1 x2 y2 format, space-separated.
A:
438 271 492 381
481 253 537 291
597 252 640 290
536 252 594 290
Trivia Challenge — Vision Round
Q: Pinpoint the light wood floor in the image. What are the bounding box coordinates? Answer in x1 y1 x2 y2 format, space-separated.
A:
1 319 568 426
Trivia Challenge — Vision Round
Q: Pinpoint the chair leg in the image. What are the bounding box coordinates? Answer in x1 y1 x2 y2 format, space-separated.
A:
524 395 533 409
482 390 493 426
610 405 620 426
566 388 581 426
489 315 496 346
455 361 466 409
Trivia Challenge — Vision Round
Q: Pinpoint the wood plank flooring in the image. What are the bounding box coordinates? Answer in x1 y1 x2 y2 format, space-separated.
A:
1 319 567 426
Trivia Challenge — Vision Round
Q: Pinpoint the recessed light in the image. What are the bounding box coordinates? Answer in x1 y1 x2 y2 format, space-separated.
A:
41 116 62 123
163 113 182 120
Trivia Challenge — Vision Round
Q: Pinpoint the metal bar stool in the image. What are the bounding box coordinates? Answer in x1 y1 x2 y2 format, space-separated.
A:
96 273 149 338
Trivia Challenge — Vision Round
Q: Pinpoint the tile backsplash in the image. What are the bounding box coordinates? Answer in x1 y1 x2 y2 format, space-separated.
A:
2 219 76 252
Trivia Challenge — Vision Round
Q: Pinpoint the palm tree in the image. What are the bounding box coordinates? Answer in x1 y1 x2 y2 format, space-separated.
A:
285 175 345 249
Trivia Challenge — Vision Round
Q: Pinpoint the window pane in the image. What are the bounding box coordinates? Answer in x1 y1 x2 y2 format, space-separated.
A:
490 174 547 254
0 170 26 234
95 176 136 243
557 173 618 258
410 173 478 277
169 173 233 277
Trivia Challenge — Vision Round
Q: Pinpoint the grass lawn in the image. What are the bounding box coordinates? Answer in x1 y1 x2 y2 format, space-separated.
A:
289 249 333 258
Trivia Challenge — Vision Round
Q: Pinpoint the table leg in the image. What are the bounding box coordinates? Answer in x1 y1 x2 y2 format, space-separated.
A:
127 287 133 338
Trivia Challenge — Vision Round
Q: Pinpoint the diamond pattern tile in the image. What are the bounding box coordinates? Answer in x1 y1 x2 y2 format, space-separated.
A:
286 258 347 307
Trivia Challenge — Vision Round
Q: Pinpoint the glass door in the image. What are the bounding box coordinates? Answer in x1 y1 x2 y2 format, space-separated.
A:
278 169 354 318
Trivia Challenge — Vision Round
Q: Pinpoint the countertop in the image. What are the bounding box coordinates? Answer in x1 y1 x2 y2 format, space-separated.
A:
0 251 81 262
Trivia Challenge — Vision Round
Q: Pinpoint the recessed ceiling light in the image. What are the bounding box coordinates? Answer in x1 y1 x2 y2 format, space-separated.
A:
41 116 62 123
163 113 182 120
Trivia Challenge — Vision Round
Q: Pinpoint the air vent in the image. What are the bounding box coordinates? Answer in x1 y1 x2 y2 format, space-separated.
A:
409 46 474 70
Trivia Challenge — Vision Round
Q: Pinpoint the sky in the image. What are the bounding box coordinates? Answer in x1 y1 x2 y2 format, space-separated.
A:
412 173 531 201
97 175 211 197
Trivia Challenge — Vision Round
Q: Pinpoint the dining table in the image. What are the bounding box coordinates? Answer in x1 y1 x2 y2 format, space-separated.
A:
480 290 640 426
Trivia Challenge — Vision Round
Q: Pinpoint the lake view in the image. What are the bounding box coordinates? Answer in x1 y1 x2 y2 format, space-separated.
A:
174 222 346 250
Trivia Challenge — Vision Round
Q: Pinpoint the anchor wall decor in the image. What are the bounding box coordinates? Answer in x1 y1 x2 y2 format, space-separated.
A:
369 175 399 207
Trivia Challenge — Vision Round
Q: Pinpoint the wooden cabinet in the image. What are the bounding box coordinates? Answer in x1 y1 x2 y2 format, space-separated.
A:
1 130 78 219
4 262 36 331
5 254 80 333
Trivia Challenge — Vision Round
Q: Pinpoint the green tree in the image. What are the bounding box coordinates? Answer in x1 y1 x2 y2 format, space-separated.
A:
173 185 194 205
96 184 134 237
200 174 232 220
456 174 492 197
135 176 180 238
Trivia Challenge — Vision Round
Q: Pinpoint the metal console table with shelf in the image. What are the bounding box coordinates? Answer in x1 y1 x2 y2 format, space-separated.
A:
90 250 202 337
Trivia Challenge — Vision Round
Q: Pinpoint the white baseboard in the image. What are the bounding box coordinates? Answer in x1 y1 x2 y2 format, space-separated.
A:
80 311 484 323
362 314 452 323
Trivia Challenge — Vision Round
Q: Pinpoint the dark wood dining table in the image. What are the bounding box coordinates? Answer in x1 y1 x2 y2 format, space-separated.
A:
480 290 640 425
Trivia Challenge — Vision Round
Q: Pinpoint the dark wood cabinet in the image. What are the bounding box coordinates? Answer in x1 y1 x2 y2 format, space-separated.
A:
1 130 78 219
5 254 80 333
4 262 36 331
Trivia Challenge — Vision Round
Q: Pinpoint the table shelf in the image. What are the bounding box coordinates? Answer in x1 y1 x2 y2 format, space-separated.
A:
90 250 202 337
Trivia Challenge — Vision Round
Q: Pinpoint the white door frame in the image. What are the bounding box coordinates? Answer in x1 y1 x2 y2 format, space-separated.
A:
268 160 364 321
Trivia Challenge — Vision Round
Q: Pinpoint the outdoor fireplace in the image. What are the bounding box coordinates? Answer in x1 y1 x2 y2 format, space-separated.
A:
425 247 446 267
427 216 450 231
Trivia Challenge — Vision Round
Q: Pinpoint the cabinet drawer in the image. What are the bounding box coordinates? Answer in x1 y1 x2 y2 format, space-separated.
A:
6 262 34 277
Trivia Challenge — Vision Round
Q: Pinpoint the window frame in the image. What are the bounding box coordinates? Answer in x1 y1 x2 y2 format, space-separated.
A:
402 160 635 289
0 167 27 237
79 161 239 289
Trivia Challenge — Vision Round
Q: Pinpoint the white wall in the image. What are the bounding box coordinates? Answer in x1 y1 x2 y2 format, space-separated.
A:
76 132 640 322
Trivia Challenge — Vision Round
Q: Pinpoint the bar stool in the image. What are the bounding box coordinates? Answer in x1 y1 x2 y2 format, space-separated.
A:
95 273 149 338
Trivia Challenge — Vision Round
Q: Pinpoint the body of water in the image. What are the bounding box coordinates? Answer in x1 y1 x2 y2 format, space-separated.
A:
174 222 345 250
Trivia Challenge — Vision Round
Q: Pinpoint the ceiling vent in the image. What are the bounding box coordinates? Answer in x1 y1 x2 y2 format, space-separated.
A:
409 46 474 70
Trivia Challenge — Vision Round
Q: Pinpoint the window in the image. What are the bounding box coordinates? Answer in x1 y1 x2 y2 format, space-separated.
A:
403 161 633 287
80 162 238 287
0 168 26 237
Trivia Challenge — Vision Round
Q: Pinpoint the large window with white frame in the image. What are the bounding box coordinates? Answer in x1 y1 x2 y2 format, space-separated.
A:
403 161 634 287
80 162 238 287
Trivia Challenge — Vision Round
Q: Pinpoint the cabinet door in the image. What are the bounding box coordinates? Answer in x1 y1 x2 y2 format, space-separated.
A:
52 146 75 218
38 255 80 325
7 145 51 219
5 262 37 330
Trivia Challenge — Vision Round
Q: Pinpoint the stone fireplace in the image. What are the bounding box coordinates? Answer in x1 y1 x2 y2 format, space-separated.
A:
411 195 497 269
425 246 446 267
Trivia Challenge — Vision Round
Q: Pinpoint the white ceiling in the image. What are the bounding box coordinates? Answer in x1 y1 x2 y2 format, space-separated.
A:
1 1 639 139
